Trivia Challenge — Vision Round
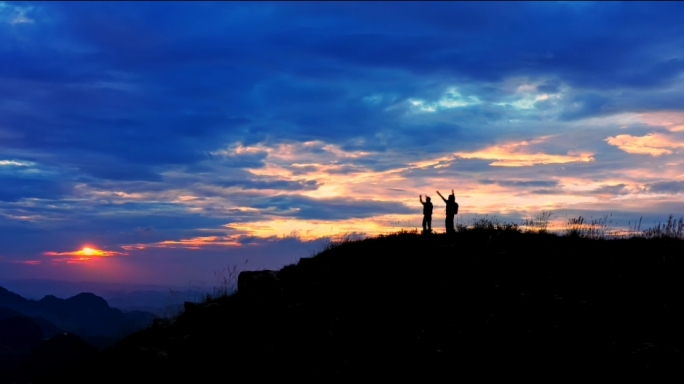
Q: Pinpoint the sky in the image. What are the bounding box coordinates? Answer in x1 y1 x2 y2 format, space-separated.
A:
1 2 683 290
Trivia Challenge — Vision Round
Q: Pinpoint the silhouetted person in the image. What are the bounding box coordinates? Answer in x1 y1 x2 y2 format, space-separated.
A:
436 189 458 234
419 195 433 233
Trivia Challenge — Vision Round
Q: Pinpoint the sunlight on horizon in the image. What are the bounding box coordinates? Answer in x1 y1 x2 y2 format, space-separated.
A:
42 246 127 263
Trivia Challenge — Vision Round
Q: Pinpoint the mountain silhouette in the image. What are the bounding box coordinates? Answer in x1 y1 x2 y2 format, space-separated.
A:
0 287 157 382
0 288 31 313
5 228 684 382
0 287 157 378
26 229 678 383
0 317 43 352
0 316 46 378
15 334 98 383
0 308 62 340
0 288 156 340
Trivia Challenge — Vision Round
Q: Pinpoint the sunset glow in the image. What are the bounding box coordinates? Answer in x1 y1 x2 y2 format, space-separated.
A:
43 247 127 262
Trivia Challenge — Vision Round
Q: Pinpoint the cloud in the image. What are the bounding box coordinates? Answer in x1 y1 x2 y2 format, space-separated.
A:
408 87 481 112
212 179 320 191
15 260 41 265
648 181 684 194
480 179 558 188
0 160 32 166
123 235 242 250
638 112 684 132
223 214 417 241
2 2 684 286
528 189 564 195
44 247 127 257
454 138 594 167
43 246 127 264
605 133 684 156
209 147 268 168
559 93 612 120
248 195 415 221
0 2 34 25
536 80 561 94
0 177 75 202
591 184 630 195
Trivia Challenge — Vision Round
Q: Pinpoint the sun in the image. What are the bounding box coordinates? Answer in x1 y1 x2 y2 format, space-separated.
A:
43 246 127 260
77 247 105 256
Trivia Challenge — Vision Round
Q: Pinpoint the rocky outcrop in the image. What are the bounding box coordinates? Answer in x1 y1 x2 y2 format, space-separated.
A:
237 270 281 300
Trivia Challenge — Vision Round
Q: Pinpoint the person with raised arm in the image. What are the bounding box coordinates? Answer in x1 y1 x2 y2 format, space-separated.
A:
419 195 433 233
436 189 459 234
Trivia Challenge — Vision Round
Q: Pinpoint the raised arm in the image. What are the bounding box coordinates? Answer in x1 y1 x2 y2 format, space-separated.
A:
436 191 447 203
419 195 424 204
452 189 454 196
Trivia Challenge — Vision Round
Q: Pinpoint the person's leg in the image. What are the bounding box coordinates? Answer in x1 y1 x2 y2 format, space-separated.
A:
422 216 427 231
427 216 432 231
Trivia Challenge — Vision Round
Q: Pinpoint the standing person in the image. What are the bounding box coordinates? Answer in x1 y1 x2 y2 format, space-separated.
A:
419 195 433 233
436 190 459 234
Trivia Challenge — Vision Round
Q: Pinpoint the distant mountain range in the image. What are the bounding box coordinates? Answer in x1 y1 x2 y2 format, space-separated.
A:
0 286 158 376
0 287 157 340
1 280 211 317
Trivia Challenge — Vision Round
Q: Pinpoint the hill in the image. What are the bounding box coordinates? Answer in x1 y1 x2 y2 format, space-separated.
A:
0 289 157 379
8 227 684 382
0 289 157 344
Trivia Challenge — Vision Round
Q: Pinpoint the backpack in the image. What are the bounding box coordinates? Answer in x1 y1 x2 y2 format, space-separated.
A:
446 201 458 215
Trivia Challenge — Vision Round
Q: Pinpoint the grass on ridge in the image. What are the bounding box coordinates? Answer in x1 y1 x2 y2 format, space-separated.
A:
200 212 684 304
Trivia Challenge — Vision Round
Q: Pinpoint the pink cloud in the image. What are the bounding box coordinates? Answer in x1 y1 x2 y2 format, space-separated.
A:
453 138 594 167
605 133 684 156
14 260 42 265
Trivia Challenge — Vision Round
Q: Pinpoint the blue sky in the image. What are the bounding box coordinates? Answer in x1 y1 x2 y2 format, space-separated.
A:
1 2 683 287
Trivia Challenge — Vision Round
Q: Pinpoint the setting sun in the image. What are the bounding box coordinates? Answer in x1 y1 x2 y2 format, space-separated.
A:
79 247 100 256
43 247 127 262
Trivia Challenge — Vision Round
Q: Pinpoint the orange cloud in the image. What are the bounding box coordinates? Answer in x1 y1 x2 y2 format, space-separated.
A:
453 138 594 167
605 133 684 156
44 247 127 258
408 154 457 169
118 215 419 250
224 214 418 241
121 245 146 251
124 235 242 250
53 129 677 246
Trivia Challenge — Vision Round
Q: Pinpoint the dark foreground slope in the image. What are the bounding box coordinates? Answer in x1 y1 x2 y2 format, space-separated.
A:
13 229 684 382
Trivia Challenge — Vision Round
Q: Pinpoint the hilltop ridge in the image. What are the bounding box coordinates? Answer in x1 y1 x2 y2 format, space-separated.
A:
8 227 684 382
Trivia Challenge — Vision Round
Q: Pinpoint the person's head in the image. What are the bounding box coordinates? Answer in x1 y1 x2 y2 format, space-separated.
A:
426 196 431 202
448 195 454 202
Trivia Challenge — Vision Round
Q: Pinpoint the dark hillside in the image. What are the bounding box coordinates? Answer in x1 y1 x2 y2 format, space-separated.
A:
0 290 156 344
9 229 684 382
0 308 62 340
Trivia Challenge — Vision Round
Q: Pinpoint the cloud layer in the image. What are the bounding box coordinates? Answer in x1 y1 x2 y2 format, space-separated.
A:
1 2 683 285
